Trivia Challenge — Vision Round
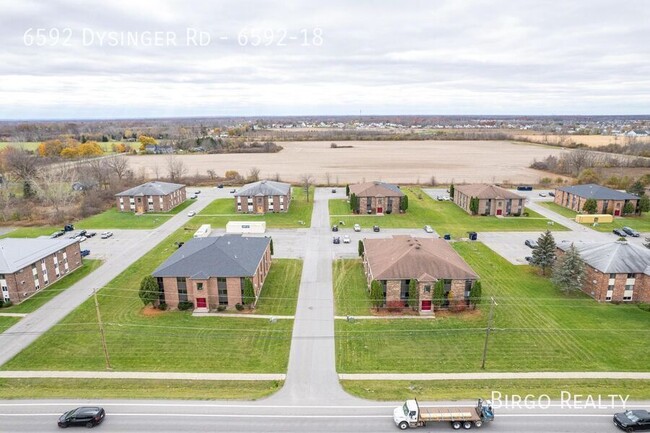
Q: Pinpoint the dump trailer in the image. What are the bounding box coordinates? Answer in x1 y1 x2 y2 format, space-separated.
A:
393 398 494 430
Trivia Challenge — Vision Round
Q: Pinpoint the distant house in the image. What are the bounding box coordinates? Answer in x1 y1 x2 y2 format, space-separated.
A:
349 181 404 214
144 145 174 154
115 181 186 213
235 180 291 214
554 184 639 216
453 184 525 216
0 238 82 305
362 235 479 313
152 235 272 310
556 240 650 303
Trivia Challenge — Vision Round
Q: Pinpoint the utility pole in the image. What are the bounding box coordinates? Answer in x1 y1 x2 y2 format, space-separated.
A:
93 289 112 371
480 297 497 370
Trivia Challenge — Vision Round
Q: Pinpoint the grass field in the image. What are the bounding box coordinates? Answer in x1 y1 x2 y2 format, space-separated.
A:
341 379 650 401
539 201 650 233
330 188 567 237
76 201 192 230
2 228 293 373
0 226 59 239
193 187 314 228
2 260 102 314
0 378 282 400
0 141 125 152
254 259 303 316
0 317 20 333
335 242 650 373
334 259 373 316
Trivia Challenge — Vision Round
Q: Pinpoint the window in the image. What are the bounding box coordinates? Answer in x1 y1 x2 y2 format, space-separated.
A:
176 277 188 302
386 198 393 213
627 273 636 279
608 284 615 291
196 282 204 291
625 284 634 291
400 280 409 303
381 280 387 302
609 273 616 279
218 277 228 305
424 285 431 293
240 277 246 300
156 277 165 303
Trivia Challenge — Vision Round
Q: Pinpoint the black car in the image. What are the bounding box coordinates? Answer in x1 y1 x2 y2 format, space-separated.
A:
614 409 650 431
63 224 74 232
58 406 105 428
217 184 224 188
549 191 555 197
332 225 339 232
333 236 340 244
80 249 90 257
50 230 65 239
525 239 538 248
613 228 628 237
373 225 380 232
623 226 640 237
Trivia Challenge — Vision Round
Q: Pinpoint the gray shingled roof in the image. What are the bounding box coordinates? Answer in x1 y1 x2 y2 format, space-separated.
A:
115 181 185 197
152 235 270 279
234 180 291 197
0 238 78 274
557 240 650 274
557 184 639 200
349 181 404 197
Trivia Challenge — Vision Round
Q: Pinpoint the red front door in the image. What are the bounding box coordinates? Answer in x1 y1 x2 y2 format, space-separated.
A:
196 298 207 308
614 209 621 216
496 209 502 216
421 300 432 311
377 207 383 213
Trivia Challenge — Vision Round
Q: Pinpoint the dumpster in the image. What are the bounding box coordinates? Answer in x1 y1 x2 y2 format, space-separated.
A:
468 231 478 241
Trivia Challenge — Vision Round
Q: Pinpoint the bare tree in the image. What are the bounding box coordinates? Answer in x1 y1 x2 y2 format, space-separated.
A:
166 155 187 182
324 172 331 186
152 164 160 179
4 147 38 181
299 174 314 202
86 158 111 189
206 169 217 180
564 149 596 176
248 167 261 182
106 155 130 181
30 166 77 223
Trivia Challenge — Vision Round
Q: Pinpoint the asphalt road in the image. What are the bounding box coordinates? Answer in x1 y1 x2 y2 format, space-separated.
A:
0 399 634 432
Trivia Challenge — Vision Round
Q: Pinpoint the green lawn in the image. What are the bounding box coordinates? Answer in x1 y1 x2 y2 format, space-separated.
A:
0 378 281 400
2 228 293 373
254 259 303 316
193 187 313 228
341 379 650 401
336 241 650 373
0 317 20 333
0 227 59 239
76 201 193 230
330 188 567 237
538 201 580 219
334 259 373 316
539 201 650 233
2 260 102 314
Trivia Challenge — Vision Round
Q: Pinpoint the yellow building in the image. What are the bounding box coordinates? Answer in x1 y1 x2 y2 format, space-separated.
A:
575 214 613 224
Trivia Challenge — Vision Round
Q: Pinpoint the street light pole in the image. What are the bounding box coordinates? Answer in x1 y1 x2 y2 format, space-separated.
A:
93 288 112 371
481 297 497 370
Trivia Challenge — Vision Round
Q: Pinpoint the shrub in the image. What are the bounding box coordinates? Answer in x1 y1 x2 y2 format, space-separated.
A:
217 305 227 312
177 301 193 311
235 303 244 311
523 212 529 217
158 302 167 311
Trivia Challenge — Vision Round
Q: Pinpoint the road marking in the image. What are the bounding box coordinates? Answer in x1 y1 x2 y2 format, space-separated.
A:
0 413 614 418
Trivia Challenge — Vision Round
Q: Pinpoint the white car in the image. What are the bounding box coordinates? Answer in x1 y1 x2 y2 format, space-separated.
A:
424 225 434 233
353 224 361 232
539 192 547 197
343 235 351 243
187 211 196 217
100 231 113 239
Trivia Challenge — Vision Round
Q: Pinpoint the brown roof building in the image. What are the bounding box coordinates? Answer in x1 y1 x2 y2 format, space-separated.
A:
362 235 479 313
349 181 405 214
454 184 525 216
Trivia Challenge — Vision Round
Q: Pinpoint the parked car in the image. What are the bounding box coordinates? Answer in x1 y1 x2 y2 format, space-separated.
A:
86 232 96 238
78 230 87 237
188 211 196 217
443 195 451 201
436 195 443 201
194 190 201 194
353 224 361 232
100 231 113 239
373 225 380 232
524 256 532 262
190 195 197 199
525 239 538 248
424 225 433 233
77 236 87 242
230 189 236 193
63 224 74 232
333 236 340 244
549 191 555 197
332 225 339 232
343 234 351 243
80 249 91 257
50 230 65 239
613 228 628 237
217 184 224 188
58 406 105 428
613 409 650 431
623 226 640 237
331 188 336 193
538 192 547 197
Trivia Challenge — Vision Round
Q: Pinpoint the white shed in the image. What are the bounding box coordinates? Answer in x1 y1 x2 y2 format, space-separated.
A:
226 221 266 234
193 224 212 238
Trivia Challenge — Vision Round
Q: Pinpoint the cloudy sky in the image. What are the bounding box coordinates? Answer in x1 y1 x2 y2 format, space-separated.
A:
1 0 649 119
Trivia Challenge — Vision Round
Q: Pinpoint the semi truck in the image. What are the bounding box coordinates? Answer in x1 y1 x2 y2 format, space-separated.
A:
393 398 494 430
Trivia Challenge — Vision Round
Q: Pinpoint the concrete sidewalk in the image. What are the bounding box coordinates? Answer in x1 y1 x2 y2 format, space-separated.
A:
192 312 294 319
0 371 285 381
340 372 650 380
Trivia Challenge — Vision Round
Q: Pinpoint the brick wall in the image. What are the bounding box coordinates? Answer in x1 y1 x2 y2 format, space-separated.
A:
235 194 290 214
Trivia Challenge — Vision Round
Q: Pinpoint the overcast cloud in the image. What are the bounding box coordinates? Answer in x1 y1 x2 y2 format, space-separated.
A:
1 0 649 119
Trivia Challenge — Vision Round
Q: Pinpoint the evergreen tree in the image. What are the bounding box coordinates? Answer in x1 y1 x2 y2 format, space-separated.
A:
582 198 597 214
139 275 159 307
623 201 635 215
627 180 645 197
639 195 650 214
370 280 384 310
400 194 409 212
449 183 455 199
469 280 482 307
345 184 350 196
349 193 357 212
242 277 255 305
269 238 274 255
530 230 557 275
469 197 479 215
552 244 586 294
23 181 34 198
358 240 364 257
432 279 445 308
408 279 418 308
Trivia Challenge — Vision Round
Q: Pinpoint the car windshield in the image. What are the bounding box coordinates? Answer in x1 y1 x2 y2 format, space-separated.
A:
625 411 640 422
402 403 409 416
